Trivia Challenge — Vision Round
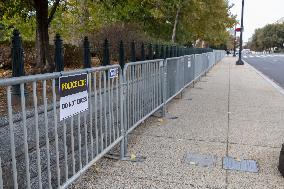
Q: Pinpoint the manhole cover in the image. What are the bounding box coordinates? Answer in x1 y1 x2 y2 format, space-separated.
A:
223 156 259 173
184 153 217 168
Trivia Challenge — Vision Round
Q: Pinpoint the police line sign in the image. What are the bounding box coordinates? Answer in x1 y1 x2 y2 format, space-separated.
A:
59 73 88 121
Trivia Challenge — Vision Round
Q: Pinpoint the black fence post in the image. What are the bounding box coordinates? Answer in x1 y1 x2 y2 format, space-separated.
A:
154 44 159 59
11 29 25 95
175 46 178 57
83 36 91 68
131 40 136 62
166 46 170 58
55 34 64 72
119 40 125 71
170 46 173 57
12 29 25 77
160 45 165 59
148 43 153 60
141 42 145 61
102 38 110 66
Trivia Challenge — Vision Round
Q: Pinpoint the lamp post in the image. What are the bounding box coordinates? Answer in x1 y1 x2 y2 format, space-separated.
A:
233 25 237 57
236 0 244 65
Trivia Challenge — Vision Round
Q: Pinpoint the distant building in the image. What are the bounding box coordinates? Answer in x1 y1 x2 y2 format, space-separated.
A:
276 17 284 24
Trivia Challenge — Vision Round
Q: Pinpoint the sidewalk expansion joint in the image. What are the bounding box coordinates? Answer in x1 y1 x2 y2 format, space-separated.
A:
129 133 227 145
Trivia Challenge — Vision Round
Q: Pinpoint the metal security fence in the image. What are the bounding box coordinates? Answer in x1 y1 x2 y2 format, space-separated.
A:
123 59 165 133
183 55 195 87
165 57 186 103
0 65 124 189
0 50 225 189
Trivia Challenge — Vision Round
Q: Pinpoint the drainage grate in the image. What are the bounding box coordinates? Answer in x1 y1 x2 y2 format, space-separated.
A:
223 156 259 173
184 153 217 168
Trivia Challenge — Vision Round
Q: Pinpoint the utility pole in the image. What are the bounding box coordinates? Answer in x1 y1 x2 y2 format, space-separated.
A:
236 0 244 65
233 25 237 57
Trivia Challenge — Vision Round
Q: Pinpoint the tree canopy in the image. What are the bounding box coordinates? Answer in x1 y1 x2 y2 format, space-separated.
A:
1 0 236 43
0 0 236 71
249 23 284 51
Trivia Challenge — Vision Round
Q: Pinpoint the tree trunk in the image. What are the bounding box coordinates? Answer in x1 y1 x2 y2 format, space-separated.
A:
171 6 181 43
34 0 53 72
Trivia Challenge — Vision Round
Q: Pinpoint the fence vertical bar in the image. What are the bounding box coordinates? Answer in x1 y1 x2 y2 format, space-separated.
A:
88 73 94 159
77 113 82 170
20 83 31 189
42 81 52 188
70 116 75 175
162 59 167 116
99 72 103 152
7 86 18 189
107 70 111 145
120 65 127 159
115 75 120 139
52 79 60 187
84 112 88 164
93 72 99 155
0 158 3 189
63 120 68 181
32 82 42 189
103 71 108 148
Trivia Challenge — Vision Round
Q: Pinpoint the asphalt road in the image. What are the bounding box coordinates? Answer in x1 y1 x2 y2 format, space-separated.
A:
242 54 284 88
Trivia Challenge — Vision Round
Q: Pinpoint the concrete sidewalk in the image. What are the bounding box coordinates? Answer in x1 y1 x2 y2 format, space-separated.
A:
71 57 284 189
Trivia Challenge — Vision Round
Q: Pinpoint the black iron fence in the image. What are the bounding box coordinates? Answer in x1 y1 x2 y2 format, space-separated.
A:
8 30 213 79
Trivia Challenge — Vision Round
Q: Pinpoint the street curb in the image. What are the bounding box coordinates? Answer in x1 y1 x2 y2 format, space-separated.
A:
244 60 284 96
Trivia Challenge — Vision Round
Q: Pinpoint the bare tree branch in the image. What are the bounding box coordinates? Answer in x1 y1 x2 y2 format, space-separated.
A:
48 0 60 25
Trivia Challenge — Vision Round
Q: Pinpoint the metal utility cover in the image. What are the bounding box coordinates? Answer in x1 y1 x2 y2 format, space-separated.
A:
184 153 217 168
223 156 259 173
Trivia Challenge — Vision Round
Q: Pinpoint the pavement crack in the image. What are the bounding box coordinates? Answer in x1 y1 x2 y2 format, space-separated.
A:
225 58 232 188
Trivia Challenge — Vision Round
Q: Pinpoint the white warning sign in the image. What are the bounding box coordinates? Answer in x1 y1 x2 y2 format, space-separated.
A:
59 73 88 121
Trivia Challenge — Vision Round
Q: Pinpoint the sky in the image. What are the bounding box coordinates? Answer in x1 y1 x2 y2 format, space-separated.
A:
228 0 284 42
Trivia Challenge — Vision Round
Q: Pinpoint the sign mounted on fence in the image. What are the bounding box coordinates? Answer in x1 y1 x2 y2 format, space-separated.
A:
59 73 88 121
109 68 118 79
188 60 191 68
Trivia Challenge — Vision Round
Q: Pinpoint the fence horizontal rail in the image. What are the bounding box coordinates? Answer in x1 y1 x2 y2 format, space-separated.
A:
0 50 225 188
